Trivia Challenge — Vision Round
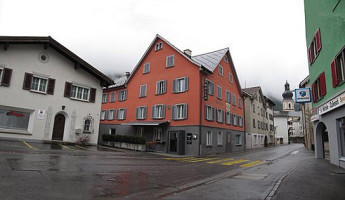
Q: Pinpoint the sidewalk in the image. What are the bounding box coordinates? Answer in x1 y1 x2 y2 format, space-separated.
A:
272 155 345 200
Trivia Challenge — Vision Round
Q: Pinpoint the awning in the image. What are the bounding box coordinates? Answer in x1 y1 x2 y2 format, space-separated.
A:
121 121 170 126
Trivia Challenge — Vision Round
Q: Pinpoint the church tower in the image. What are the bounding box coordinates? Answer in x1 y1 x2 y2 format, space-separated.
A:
282 81 294 111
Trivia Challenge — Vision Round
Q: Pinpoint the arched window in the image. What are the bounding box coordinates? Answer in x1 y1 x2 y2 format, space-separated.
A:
84 119 90 131
288 103 291 109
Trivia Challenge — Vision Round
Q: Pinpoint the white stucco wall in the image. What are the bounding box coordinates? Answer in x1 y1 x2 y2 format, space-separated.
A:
274 116 289 144
0 44 103 144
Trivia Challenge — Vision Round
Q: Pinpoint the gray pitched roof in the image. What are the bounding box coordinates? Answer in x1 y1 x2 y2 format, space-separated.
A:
192 48 228 72
242 86 261 97
108 75 128 89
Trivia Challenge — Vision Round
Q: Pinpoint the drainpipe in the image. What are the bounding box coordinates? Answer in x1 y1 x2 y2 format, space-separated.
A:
199 69 203 156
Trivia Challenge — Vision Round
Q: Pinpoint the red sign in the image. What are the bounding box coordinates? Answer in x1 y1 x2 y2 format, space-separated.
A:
7 111 25 117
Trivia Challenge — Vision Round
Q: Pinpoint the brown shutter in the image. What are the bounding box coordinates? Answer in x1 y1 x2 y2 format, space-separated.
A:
64 82 72 97
23 73 33 90
1 68 12 87
89 87 96 103
316 29 322 53
331 59 338 87
320 72 326 97
308 46 312 65
47 78 55 95
312 83 316 102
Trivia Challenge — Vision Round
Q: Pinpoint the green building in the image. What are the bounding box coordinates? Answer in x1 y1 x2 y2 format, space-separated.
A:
304 0 345 168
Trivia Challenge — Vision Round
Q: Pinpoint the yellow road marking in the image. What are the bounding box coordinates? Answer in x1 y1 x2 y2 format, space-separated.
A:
240 161 264 168
187 157 219 163
75 145 89 150
221 159 249 166
22 141 37 150
207 158 234 164
59 144 74 150
164 157 195 161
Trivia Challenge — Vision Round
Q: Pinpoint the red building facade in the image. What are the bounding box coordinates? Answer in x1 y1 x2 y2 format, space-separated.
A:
100 35 245 155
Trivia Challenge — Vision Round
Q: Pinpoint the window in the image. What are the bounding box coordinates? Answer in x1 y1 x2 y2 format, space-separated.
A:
205 105 215 121
153 128 162 142
239 116 243 127
172 103 187 120
232 94 236 106
137 127 144 136
253 119 256 128
0 67 12 87
102 93 108 103
216 109 224 123
331 47 345 87
258 120 261 129
205 79 214 95
100 110 106 120
108 110 115 120
233 114 238 126
226 112 231 125
118 89 127 101
0 109 30 130
238 97 242 108
338 117 345 157
155 42 163 51
70 85 90 101
312 72 326 102
254 135 257 145
224 55 228 63
229 73 233 83
217 131 223 146
206 131 212 146
152 104 165 119
136 106 147 120
31 76 48 93
156 80 167 95
109 128 116 135
173 77 189 93
235 134 242 145
166 55 175 68
117 108 126 120
110 92 116 103
253 104 255 113
143 62 150 74
226 91 231 103
218 65 223 76
217 85 222 99
83 119 91 131
139 84 147 98
308 28 321 65
63 82 95 102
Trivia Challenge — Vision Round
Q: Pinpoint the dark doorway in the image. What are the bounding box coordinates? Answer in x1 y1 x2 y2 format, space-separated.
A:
226 131 232 153
169 131 178 153
264 136 268 147
52 114 65 141
177 130 185 155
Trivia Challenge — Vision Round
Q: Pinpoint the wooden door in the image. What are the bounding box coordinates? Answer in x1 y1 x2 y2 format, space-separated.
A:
52 114 65 140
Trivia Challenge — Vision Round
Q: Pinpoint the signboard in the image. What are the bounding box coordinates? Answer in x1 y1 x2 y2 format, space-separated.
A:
186 133 192 144
37 109 46 120
294 88 311 103
318 91 345 116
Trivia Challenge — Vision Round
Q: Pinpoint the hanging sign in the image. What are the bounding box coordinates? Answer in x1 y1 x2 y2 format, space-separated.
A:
294 88 311 103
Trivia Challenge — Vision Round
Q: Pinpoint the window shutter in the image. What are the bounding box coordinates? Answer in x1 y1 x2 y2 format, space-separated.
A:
172 105 176 120
312 83 316 103
205 106 208 120
183 104 188 119
47 78 55 95
320 72 326 97
1 68 12 87
136 108 139 119
89 88 96 103
117 109 120 119
152 106 155 118
156 82 159 94
123 109 127 119
172 80 176 93
144 107 147 119
163 80 167 94
308 46 312 64
23 73 33 90
185 77 189 91
331 59 338 87
162 105 165 118
105 110 109 120
212 107 215 121
316 29 322 53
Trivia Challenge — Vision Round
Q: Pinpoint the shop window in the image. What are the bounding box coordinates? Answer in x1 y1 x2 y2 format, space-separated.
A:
0 109 30 130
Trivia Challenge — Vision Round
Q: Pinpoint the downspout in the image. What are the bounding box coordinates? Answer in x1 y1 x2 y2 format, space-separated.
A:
199 69 203 156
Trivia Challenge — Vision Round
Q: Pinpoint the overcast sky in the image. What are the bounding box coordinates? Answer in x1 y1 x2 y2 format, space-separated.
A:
0 0 308 100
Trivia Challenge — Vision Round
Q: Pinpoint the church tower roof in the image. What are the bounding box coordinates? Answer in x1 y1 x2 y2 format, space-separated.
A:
282 81 293 100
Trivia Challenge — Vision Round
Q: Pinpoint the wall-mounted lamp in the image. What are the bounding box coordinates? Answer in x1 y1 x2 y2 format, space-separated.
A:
62 105 65 110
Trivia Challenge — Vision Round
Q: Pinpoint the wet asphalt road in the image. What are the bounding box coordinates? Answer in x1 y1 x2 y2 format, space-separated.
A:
0 140 303 200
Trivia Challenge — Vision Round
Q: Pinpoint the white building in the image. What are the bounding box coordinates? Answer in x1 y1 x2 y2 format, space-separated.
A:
0 36 113 144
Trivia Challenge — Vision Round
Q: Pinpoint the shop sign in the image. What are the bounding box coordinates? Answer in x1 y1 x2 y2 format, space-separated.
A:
318 91 345 116
294 88 311 103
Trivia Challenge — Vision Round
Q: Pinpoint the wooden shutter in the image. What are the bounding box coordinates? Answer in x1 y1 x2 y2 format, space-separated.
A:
212 107 215 121
312 83 316 102
64 82 72 97
156 82 159 94
1 68 12 87
89 88 96 103
183 104 188 119
172 80 176 93
136 107 139 119
172 105 176 120
331 59 338 87
144 107 147 119
205 106 208 120
320 72 326 97
123 109 127 119
163 80 167 93
47 78 55 95
23 73 33 90
316 29 322 53
152 105 155 118
308 46 313 65
185 77 189 91
162 105 165 118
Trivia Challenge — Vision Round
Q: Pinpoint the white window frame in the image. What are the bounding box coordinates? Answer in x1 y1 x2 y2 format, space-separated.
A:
153 128 162 142
152 104 165 119
239 116 243 127
143 62 150 74
31 76 48 93
139 84 147 98
155 42 163 51
110 92 116 102
172 103 187 120
226 90 231 103
71 84 90 101
205 105 215 121
117 108 126 120
205 79 214 95
206 131 212 146
217 85 222 99
217 131 223 146
238 97 242 108
235 134 242 145
108 109 115 120
137 127 144 136
216 109 224 123
226 112 231 125
156 80 167 95
176 77 186 93
136 106 147 120
102 93 108 103
118 89 127 101
100 110 106 120
218 65 223 76
224 55 228 63
232 94 236 106
0 67 3 85
229 73 233 83
166 55 175 68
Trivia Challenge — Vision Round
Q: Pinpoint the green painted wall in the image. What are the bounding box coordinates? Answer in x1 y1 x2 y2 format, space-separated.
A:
305 0 345 107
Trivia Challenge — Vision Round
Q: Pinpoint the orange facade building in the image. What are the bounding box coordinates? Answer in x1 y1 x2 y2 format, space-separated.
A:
100 35 245 155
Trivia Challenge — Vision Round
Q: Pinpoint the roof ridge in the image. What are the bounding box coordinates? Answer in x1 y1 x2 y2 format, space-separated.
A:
192 47 229 58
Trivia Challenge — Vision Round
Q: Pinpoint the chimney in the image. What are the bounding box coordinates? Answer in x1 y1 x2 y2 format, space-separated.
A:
125 72 130 78
184 49 192 58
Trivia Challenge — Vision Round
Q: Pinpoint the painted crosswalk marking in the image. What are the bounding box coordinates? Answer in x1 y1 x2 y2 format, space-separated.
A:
22 141 37 150
221 159 249 166
207 158 234 164
239 160 264 167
